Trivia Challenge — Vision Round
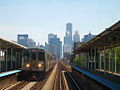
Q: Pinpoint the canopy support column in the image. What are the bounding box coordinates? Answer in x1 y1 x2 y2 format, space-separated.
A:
109 50 111 71
88 52 90 70
5 48 8 71
99 48 102 70
115 49 117 73
94 48 96 71
91 48 93 70
11 48 13 70
0 45 1 72
103 46 106 71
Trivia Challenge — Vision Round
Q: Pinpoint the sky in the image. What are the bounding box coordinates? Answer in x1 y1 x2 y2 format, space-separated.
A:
0 0 120 45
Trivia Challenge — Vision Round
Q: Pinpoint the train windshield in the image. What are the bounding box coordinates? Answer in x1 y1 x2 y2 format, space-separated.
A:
38 52 45 61
31 50 36 60
24 51 30 61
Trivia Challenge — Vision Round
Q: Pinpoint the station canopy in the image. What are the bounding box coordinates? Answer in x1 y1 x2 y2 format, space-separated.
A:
76 20 120 53
0 37 27 49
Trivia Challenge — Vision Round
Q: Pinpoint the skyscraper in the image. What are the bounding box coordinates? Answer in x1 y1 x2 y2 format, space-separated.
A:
50 37 62 59
82 31 96 42
64 23 72 45
48 33 57 43
27 38 36 48
17 34 28 47
66 23 72 36
73 30 80 42
45 33 62 59
63 23 73 59
17 34 36 48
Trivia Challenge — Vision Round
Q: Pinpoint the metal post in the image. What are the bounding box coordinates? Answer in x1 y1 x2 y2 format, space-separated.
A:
91 48 93 70
109 51 111 71
94 48 96 71
115 49 117 73
15 51 17 69
11 48 13 70
0 46 1 72
18 52 20 68
30 50 32 69
100 49 102 70
5 48 8 71
112 49 114 73
104 47 106 71
88 52 89 69
16 52 18 68
1 50 3 71
22 50 24 69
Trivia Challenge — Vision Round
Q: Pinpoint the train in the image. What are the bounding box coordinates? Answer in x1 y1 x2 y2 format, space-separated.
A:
18 48 55 81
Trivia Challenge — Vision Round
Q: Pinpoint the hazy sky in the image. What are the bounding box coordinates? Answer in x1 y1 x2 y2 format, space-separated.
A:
0 0 120 45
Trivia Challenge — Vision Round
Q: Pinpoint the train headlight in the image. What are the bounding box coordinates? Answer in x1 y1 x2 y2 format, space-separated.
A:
38 64 42 67
26 64 30 68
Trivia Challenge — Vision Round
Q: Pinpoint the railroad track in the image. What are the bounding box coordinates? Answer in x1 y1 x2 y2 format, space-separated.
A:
9 81 29 90
60 62 82 90
30 78 48 90
30 81 43 90
5 62 81 90
64 72 82 90
30 67 54 90
8 75 51 90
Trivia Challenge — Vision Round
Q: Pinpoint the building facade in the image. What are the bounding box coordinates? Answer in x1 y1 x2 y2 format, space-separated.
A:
17 34 28 47
17 34 36 48
45 33 62 60
73 30 80 43
82 32 96 42
48 33 57 43
27 38 36 48
64 23 73 45
63 23 73 59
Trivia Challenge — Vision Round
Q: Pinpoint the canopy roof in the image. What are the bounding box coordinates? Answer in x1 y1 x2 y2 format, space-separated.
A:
75 20 120 53
0 37 27 49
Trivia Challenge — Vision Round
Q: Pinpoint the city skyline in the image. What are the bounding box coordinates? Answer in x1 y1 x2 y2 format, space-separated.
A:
0 0 120 45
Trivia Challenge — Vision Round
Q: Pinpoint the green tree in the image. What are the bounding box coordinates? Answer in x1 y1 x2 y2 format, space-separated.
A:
73 55 80 62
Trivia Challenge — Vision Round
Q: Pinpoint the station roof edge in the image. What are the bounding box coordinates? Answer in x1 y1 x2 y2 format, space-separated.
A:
0 37 27 49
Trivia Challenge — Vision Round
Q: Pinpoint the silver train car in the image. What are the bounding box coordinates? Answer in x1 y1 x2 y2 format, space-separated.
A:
18 48 54 81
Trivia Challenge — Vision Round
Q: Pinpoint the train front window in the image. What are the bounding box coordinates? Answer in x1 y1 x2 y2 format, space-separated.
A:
24 51 30 61
38 52 45 61
31 50 36 60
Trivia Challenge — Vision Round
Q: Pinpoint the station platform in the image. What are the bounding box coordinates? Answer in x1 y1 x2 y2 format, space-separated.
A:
0 70 21 78
0 70 21 89
72 66 120 90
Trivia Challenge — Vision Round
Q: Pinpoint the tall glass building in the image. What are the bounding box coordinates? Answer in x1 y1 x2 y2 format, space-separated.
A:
64 23 73 45
63 23 73 59
17 34 28 47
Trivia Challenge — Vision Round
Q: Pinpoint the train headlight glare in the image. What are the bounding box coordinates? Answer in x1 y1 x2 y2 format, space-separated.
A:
38 64 42 67
26 64 30 67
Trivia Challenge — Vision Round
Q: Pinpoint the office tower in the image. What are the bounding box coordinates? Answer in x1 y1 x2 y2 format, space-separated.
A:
66 23 72 36
27 38 36 48
82 32 96 42
73 30 80 42
64 23 73 45
17 34 36 48
63 23 73 60
48 33 57 43
17 34 28 47
45 33 62 59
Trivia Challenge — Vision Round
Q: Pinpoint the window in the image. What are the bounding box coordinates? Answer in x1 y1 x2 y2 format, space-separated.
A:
38 52 45 61
24 51 30 61
31 52 36 60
